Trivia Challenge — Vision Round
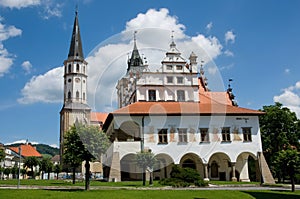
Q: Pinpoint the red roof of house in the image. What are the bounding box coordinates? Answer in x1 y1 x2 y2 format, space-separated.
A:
90 112 109 123
10 144 42 158
112 101 263 116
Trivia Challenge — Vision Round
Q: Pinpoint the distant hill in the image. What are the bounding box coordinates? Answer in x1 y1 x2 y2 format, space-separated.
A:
6 143 59 157
35 144 59 157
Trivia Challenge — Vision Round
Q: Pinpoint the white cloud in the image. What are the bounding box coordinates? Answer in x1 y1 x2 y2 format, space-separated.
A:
21 60 32 74
225 30 236 44
0 44 13 77
125 8 186 39
19 8 226 109
0 0 62 19
18 67 63 104
224 49 234 57
0 19 22 77
274 81 300 118
206 22 213 32
40 0 63 19
0 0 40 9
5 139 39 145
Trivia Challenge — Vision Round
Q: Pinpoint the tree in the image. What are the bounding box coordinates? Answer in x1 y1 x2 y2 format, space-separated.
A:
63 124 110 190
11 164 18 179
274 147 300 192
40 157 53 180
259 102 300 182
24 156 40 179
3 168 11 179
0 147 5 163
0 148 5 180
54 164 61 180
21 168 27 179
63 125 87 184
136 151 157 186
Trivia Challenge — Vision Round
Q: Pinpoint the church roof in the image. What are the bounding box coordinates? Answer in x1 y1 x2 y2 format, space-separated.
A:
67 11 84 61
127 32 144 71
10 144 42 158
61 102 91 111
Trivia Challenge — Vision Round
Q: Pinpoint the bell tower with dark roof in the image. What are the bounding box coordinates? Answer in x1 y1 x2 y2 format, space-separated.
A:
59 10 91 161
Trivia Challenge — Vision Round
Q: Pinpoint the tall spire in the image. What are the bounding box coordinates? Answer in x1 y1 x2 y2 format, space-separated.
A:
127 31 144 71
67 10 84 61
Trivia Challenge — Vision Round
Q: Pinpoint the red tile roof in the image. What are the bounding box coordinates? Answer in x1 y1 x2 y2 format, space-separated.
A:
10 144 42 158
112 101 263 116
90 112 108 123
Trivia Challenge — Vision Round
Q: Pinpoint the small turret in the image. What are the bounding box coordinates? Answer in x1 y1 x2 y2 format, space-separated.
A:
127 31 144 72
189 51 197 73
227 79 238 106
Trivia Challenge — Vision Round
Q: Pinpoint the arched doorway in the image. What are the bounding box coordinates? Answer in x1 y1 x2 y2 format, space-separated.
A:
120 154 141 181
179 153 204 178
236 152 259 182
116 121 141 142
153 154 174 180
210 161 219 178
208 152 231 181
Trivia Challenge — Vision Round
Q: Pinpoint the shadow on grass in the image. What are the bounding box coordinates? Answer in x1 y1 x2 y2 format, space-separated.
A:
243 190 299 199
44 189 85 192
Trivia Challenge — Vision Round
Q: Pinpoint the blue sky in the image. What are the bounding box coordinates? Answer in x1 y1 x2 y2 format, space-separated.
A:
0 0 300 147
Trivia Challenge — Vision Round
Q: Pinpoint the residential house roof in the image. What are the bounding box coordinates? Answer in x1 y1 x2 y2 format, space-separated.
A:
10 144 42 158
90 112 109 123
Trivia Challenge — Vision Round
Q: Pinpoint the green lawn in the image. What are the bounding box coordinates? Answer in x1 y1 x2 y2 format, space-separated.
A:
0 189 299 199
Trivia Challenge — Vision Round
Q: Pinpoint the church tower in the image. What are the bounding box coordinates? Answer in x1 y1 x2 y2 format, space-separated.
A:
59 10 91 160
116 32 149 108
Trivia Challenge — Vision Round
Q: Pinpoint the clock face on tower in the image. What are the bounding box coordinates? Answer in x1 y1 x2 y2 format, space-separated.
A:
75 78 80 83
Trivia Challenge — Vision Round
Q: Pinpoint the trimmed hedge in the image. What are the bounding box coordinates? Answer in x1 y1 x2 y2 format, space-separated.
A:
159 164 208 187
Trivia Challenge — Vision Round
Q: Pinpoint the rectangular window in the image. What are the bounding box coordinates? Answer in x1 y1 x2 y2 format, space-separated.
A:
166 65 172 70
176 65 183 70
178 128 187 143
148 90 156 101
167 76 173 83
177 77 183 84
242 127 252 142
177 90 185 101
221 127 231 142
200 128 209 142
158 129 168 144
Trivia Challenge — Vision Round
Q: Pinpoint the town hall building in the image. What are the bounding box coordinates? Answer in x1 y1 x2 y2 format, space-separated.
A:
60 12 274 183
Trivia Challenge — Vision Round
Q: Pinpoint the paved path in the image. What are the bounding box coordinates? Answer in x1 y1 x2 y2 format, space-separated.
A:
0 184 299 191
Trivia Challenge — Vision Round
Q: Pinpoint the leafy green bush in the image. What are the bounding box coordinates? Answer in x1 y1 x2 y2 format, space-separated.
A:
159 164 208 187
